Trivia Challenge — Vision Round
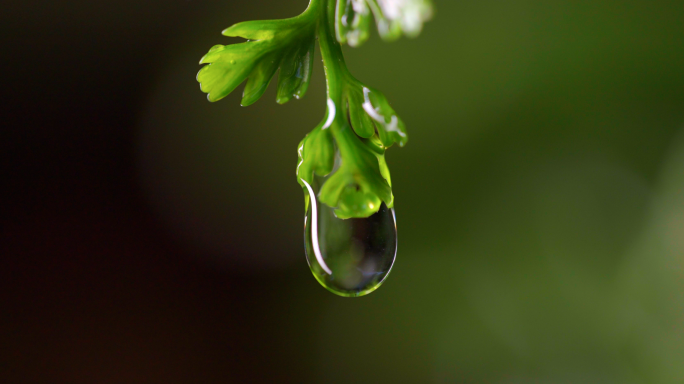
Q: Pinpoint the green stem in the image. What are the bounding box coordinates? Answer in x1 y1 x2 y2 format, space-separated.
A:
317 0 363 167
318 0 348 105
302 0 323 17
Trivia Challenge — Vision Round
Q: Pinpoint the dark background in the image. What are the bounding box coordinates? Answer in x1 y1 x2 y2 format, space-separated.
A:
3 0 684 383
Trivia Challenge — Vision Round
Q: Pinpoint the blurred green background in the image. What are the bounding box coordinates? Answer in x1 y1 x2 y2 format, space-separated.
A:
3 0 684 383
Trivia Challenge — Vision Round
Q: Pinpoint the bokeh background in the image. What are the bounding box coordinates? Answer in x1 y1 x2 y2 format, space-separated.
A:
3 0 684 382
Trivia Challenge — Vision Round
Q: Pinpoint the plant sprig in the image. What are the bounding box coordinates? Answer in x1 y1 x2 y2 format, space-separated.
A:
197 0 432 218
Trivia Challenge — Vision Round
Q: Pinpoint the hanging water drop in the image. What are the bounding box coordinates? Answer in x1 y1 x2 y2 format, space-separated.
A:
302 177 397 297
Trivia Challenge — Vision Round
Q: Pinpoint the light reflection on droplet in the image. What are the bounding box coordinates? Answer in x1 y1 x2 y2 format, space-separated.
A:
301 179 333 275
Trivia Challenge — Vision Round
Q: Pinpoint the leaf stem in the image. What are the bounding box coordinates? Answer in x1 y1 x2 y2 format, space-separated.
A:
303 0 323 17
318 0 349 106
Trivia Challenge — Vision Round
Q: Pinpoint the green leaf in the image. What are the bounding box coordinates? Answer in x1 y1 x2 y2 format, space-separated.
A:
296 122 336 187
296 100 396 219
335 0 433 46
360 85 408 148
197 16 316 105
343 81 408 148
318 120 394 219
276 39 315 104
335 0 373 47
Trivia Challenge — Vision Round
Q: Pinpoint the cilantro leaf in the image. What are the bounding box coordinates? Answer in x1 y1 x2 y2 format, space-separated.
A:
342 80 408 148
297 102 396 219
318 124 393 219
197 16 316 105
296 121 336 188
196 2 420 220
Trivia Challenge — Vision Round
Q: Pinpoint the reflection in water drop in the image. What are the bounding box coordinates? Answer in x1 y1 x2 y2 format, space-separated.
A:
302 178 397 297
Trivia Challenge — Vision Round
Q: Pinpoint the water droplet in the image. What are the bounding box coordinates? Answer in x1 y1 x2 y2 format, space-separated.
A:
229 59 236 64
303 178 397 297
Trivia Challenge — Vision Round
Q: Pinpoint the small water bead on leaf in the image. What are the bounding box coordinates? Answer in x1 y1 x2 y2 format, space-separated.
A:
302 177 397 297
